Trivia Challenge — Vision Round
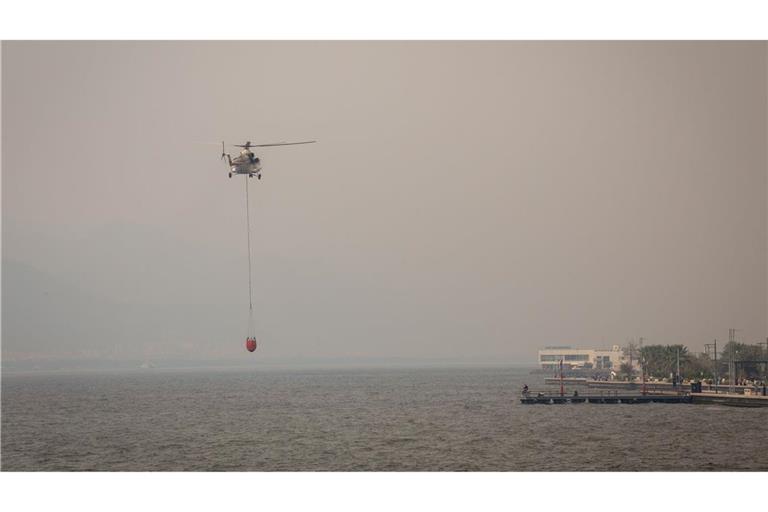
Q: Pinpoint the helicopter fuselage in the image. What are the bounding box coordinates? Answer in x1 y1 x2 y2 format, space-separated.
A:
227 149 262 178
220 139 314 179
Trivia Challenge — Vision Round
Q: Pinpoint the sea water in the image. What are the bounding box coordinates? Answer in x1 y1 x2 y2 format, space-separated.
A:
2 366 766 471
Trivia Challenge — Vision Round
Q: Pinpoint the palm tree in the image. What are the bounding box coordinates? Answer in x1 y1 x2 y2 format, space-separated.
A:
619 362 634 381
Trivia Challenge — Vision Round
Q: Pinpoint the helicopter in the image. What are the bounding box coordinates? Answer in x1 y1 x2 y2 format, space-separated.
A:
221 140 316 179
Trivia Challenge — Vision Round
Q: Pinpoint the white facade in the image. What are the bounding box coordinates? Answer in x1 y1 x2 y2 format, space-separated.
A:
538 345 625 370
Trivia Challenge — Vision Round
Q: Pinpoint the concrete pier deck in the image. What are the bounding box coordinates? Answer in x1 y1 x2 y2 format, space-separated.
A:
690 392 768 407
520 392 768 406
543 378 767 396
520 393 691 405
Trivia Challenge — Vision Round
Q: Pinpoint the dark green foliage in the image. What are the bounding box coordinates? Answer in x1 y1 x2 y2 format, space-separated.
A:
640 342 768 381
619 362 635 380
639 344 688 378
681 352 714 380
718 342 768 380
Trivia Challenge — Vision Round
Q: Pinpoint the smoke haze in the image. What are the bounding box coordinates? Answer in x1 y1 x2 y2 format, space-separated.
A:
2 42 766 367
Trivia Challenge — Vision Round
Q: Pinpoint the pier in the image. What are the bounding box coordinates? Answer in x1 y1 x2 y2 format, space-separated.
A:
543 378 768 396
520 390 768 406
520 392 691 405
690 392 768 407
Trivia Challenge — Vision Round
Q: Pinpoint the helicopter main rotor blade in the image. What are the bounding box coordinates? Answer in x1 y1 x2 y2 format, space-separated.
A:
234 141 316 148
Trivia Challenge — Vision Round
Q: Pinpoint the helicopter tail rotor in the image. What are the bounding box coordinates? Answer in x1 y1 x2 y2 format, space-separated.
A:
220 141 234 169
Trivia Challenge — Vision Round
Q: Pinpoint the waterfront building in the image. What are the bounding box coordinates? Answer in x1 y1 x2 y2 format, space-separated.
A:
537 345 625 371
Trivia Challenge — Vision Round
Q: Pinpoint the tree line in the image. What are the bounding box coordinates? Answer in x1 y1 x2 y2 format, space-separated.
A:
634 343 767 380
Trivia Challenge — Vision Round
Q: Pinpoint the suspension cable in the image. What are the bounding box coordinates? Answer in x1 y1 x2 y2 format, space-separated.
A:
245 177 254 336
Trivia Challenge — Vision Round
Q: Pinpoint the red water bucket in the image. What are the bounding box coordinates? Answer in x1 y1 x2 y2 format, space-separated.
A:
245 337 257 352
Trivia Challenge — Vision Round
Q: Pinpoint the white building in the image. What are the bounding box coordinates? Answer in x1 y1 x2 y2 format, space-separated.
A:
537 345 625 371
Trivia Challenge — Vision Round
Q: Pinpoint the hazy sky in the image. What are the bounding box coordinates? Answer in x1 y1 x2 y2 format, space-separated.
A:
2 41 766 365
